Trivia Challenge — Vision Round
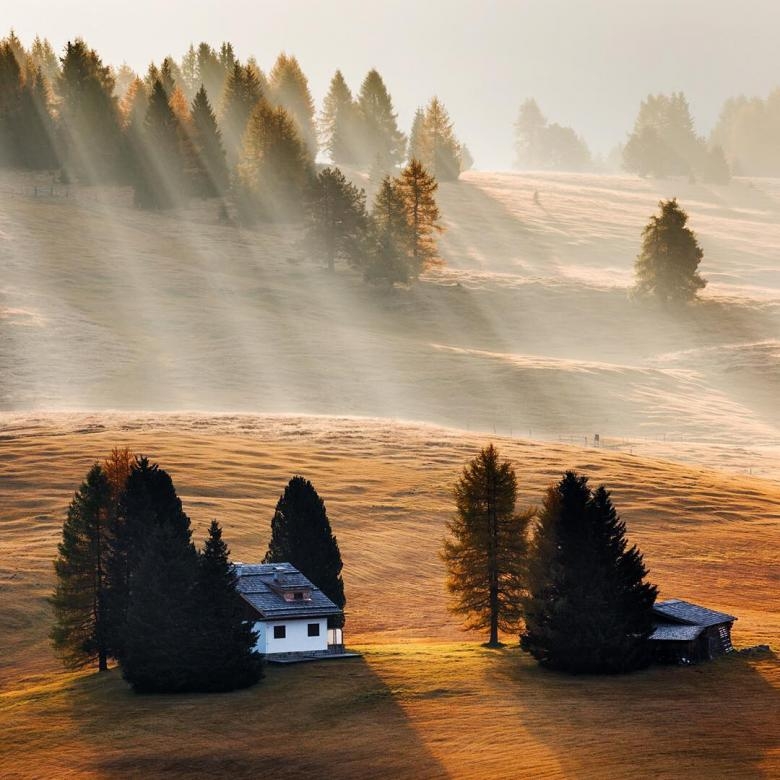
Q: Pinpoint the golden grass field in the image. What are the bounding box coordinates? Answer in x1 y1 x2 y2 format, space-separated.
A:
1 413 778 778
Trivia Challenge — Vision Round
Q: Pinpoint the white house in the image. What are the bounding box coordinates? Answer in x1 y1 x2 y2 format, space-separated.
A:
235 562 344 658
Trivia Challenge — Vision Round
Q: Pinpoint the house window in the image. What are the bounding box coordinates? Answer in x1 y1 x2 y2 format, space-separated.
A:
307 623 320 637
273 625 286 639
293 592 304 601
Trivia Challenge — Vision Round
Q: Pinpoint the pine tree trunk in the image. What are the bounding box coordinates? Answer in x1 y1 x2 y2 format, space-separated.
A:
488 469 500 646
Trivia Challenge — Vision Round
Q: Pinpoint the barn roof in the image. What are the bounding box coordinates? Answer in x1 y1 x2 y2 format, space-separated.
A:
652 599 736 628
649 623 705 642
234 562 341 621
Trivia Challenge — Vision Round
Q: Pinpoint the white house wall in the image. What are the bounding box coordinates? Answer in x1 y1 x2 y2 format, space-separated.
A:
253 617 328 654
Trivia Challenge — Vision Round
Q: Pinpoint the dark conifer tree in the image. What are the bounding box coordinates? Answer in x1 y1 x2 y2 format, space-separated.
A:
365 174 412 285
19 65 58 169
51 464 112 670
191 85 229 196
634 198 706 304
192 520 263 691
263 476 345 624
57 39 122 182
196 42 227 107
407 108 425 163
133 78 186 209
304 167 368 270
442 445 532 646
120 524 200 692
521 472 658 673
355 69 406 169
0 37 24 167
398 159 442 276
105 456 192 656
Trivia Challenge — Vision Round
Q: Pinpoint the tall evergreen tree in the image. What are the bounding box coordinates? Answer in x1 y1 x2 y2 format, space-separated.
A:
304 167 368 270
18 65 58 169
269 53 317 156
320 70 359 164
634 198 706 304
57 39 122 182
237 99 313 222
521 472 657 673
420 97 461 181
407 108 425 163
365 174 413 285
105 456 192 657
133 78 186 209
0 37 25 167
196 42 227 107
51 464 112 671
121 524 200 692
355 69 406 169
263 476 345 625
191 85 228 196
398 159 443 275
442 445 532 647
514 98 547 169
29 36 59 84
193 520 263 691
220 61 263 166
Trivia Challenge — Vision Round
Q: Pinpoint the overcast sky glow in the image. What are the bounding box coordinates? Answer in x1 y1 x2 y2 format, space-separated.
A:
9 0 780 168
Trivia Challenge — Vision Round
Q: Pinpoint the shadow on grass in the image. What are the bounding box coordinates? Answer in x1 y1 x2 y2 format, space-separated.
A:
487 648 780 777
65 657 448 780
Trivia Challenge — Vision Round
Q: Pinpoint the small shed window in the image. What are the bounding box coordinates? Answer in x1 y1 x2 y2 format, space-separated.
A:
273 625 286 639
307 623 320 637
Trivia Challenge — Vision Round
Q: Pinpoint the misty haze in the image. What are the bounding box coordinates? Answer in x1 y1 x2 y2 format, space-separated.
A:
1 3 778 778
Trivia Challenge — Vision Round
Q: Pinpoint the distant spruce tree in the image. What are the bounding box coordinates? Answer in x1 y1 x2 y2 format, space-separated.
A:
420 97 461 181
263 476 346 625
398 159 443 275
237 99 313 222
105 456 193 657
304 167 368 271
193 520 263 691
29 36 60 85
121 524 200 692
513 98 547 169
0 37 24 168
220 61 264 167
19 65 58 169
320 70 360 164
195 42 228 108
521 472 657 673
51 464 112 671
365 174 413 285
190 85 229 196
442 445 532 647
57 39 122 182
634 198 706 304
407 108 425 163
514 98 590 171
269 53 318 156
133 78 187 209
355 69 406 170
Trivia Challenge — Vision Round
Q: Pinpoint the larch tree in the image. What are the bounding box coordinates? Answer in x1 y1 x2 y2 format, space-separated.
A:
421 97 461 181
355 69 406 170
634 198 706 304
442 445 532 647
269 53 317 156
190 85 229 196
521 472 658 673
365 174 413 285
304 166 368 271
51 464 112 670
193 520 263 691
237 99 313 222
220 61 264 167
398 159 443 276
263 476 346 625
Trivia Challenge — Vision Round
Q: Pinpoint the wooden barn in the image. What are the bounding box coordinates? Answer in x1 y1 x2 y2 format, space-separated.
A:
649 599 737 664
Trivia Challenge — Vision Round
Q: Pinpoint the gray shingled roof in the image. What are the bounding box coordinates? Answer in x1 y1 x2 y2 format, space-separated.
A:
649 623 705 641
652 599 736 628
234 562 341 620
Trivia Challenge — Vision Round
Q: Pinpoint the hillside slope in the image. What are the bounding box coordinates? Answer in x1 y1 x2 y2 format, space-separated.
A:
0 413 778 778
0 171 778 474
